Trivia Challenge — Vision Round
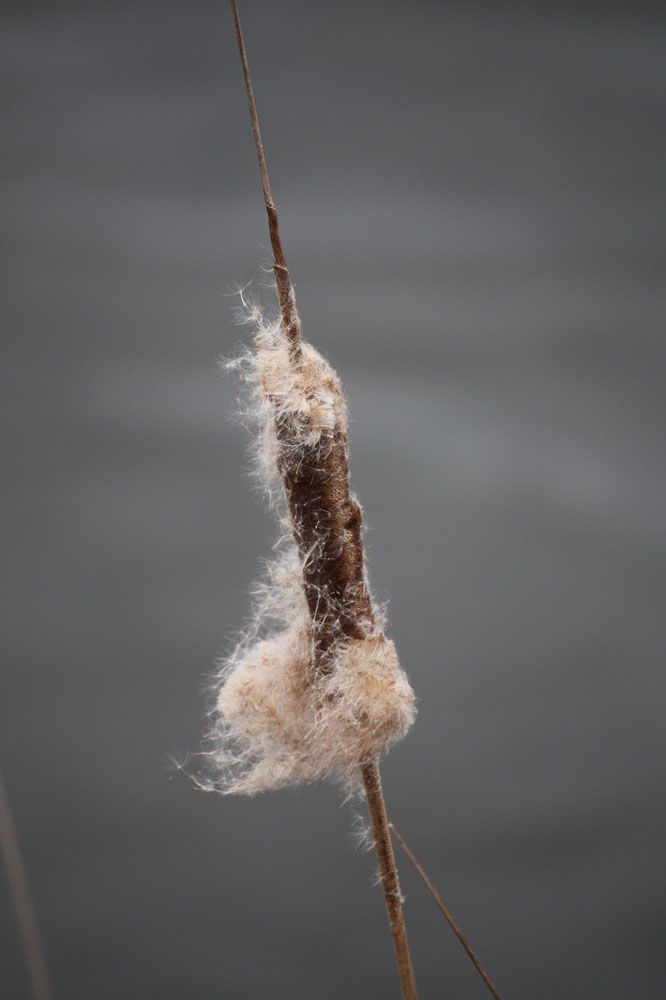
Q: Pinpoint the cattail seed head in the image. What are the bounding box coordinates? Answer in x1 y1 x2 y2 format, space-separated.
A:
207 296 415 795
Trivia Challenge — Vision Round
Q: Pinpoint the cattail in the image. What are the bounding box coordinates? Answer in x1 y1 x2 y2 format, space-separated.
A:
203 4 419 997
208 300 416 795
207 4 416 800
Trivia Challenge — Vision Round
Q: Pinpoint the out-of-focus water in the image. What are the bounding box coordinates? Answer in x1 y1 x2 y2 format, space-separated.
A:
2 2 665 997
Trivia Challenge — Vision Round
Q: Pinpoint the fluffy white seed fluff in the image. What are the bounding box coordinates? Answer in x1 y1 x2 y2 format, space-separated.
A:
207 300 415 794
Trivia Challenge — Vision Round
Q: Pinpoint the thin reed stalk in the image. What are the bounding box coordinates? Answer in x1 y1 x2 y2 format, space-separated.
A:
390 823 504 1000
362 762 418 1000
0 769 53 1000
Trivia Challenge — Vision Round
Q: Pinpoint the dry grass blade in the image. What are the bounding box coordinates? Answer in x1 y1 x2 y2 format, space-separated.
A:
390 823 504 1000
0 768 53 1000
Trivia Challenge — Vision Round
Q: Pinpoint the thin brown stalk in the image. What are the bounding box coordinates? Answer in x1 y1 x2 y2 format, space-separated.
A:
0 768 53 1000
362 762 418 1000
390 823 504 1000
229 0 302 356
228 4 419 996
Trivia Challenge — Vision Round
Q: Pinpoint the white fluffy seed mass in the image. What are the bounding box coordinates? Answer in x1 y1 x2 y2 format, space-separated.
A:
208 305 415 794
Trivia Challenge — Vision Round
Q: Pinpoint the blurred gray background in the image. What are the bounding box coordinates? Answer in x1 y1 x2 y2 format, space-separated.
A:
2 1 665 997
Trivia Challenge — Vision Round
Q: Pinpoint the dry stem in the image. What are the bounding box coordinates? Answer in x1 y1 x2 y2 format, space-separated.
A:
229 0 301 356
0 768 53 1000
362 762 418 1000
390 823 504 1000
